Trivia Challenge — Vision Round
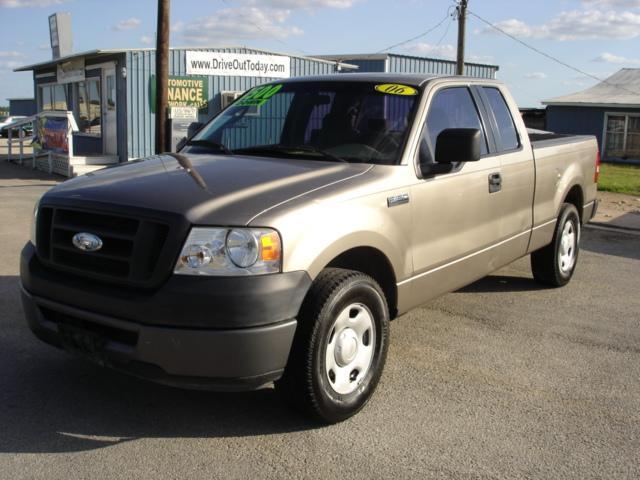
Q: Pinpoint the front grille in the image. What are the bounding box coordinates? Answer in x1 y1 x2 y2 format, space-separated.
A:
36 205 174 288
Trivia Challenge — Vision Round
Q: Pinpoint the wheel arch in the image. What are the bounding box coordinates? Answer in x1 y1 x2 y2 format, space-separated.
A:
324 246 398 320
562 184 585 223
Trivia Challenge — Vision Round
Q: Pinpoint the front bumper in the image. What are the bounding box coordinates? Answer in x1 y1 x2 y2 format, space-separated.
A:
20 243 311 390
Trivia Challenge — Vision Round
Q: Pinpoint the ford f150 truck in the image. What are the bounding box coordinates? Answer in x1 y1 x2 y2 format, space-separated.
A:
21 74 599 423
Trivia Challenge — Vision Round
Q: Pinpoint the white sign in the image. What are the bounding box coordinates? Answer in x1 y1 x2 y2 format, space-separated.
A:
169 106 198 120
57 59 85 84
186 51 290 79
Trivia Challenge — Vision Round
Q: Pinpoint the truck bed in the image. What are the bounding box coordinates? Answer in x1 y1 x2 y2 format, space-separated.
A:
529 131 595 149
528 131 598 234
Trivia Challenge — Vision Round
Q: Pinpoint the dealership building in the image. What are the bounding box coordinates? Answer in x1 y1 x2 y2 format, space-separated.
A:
15 44 499 175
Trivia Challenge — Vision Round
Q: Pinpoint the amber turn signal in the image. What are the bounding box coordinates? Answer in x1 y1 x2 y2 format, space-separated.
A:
260 231 281 262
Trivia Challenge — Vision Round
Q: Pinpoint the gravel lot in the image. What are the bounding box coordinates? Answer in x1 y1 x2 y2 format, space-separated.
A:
1 162 638 479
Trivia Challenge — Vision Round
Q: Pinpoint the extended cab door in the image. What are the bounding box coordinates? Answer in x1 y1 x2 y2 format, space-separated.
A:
475 85 535 262
405 85 505 306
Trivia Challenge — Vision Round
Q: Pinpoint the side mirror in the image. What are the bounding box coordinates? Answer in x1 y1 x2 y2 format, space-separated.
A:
435 128 482 164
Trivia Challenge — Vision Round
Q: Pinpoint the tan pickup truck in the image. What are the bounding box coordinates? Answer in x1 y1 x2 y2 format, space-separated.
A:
21 74 599 423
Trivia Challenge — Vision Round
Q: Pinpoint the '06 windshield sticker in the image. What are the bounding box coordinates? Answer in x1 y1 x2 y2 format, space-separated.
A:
374 84 418 96
236 84 283 107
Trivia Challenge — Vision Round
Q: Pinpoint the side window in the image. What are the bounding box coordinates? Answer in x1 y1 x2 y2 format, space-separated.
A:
482 87 520 151
425 87 488 156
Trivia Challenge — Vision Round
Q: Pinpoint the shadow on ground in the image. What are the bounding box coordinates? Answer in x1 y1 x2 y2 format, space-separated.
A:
0 160 62 183
0 275 318 455
582 227 640 261
458 274 548 294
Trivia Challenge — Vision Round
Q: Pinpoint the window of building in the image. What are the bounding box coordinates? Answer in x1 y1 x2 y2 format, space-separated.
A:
482 87 520 151
605 114 640 159
74 78 101 136
425 87 489 156
38 84 69 111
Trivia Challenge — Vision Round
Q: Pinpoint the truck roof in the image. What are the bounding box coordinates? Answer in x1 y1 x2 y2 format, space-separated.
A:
278 72 501 87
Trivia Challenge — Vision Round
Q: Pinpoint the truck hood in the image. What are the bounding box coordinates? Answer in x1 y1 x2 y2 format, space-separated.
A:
44 154 372 225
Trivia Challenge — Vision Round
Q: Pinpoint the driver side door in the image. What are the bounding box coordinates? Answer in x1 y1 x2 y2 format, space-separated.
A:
406 85 505 306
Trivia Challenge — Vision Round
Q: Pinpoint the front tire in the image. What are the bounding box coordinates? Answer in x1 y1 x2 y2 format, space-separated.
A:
276 268 390 424
531 203 580 287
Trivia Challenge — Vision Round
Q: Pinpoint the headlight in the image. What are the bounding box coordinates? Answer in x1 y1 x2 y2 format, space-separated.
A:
227 229 259 268
174 227 282 276
30 201 39 247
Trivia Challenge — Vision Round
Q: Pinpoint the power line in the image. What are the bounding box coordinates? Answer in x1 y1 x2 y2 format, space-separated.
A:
435 16 454 48
467 9 640 96
376 10 453 54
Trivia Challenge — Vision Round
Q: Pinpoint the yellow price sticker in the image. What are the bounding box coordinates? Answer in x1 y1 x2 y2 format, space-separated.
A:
374 84 418 96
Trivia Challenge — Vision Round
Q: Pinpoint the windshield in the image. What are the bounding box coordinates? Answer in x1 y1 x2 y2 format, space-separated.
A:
187 81 420 165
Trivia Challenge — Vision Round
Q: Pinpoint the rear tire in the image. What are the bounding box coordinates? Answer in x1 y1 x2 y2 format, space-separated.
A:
531 203 580 287
276 268 389 424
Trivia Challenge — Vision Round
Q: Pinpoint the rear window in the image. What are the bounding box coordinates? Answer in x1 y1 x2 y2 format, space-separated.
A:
482 87 520 151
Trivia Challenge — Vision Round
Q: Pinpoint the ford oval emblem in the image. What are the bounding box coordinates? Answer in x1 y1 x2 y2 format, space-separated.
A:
72 232 103 252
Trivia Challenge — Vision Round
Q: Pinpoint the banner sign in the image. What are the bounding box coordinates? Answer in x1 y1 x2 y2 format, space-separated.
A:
57 58 85 84
186 51 291 79
34 116 69 154
150 75 209 113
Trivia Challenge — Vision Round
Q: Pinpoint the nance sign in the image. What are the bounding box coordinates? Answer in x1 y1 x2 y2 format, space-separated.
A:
186 51 291 78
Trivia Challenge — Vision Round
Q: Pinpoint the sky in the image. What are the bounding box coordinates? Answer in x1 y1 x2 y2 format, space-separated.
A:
1 0 640 107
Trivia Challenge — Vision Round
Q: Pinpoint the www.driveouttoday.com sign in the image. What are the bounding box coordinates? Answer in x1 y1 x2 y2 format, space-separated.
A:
186 51 291 78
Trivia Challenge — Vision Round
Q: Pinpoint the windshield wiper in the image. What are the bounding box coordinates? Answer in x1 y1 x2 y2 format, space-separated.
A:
184 139 233 155
235 144 347 163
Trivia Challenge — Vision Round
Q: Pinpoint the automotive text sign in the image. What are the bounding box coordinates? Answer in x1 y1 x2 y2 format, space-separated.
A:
186 51 291 78
150 75 209 113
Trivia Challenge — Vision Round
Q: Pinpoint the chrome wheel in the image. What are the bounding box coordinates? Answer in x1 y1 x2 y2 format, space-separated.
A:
558 219 577 274
325 303 376 395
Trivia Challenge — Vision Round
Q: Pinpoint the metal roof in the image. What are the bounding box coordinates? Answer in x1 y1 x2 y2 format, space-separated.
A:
543 69 640 108
13 46 357 72
317 52 500 70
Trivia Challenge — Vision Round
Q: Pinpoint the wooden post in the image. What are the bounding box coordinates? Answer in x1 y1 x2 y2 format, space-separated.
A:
19 127 24 165
155 0 170 154
456 0 468 76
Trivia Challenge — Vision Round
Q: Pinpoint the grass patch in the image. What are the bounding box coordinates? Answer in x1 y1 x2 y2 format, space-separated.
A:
598 163 640 196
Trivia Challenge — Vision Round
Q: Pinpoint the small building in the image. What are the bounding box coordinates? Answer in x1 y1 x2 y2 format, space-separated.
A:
543 69 640 163
317 53 499 79
8 98 36 117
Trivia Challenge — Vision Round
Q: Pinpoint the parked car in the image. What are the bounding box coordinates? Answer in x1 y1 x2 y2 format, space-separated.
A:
0 115 30 137
21 74 599 423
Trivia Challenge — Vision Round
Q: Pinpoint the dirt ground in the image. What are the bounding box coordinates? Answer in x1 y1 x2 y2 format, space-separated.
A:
593 191 640 230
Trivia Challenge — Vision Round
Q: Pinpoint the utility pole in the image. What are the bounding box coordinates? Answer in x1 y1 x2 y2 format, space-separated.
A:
456 0 468 76
155 0 170 153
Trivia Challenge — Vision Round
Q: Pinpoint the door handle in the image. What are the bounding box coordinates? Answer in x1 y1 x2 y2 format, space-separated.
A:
488 172 502 193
